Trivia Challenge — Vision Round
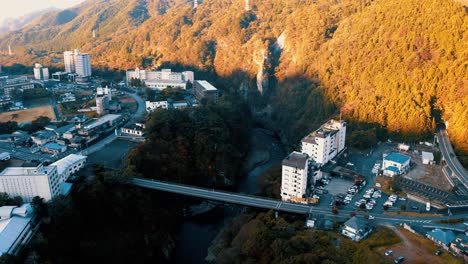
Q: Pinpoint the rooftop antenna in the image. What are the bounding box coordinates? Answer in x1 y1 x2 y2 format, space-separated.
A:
245 0 250 11
194 0 198 8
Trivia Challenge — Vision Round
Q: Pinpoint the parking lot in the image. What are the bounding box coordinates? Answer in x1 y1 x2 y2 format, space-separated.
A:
311 143 434 215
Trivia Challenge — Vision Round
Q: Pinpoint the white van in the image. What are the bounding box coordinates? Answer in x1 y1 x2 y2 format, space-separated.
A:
426 202 431 211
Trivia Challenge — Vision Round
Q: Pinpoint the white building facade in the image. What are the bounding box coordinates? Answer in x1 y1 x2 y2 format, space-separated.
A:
126 68 194 90
281 151 310 203
0 164 61 202
146 100 168 112
75 53 92 77
33 63 49 80
301 119 346 165
63 49 91 77
50 154 87 182
382 152 411 176
63 51 75 73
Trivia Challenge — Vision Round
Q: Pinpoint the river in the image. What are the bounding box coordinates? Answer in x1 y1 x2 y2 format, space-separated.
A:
172 128 286 264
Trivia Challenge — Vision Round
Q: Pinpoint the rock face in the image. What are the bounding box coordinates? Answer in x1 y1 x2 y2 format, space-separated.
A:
253 47 269 95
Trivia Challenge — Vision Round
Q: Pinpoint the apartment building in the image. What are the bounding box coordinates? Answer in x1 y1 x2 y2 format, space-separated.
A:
301 119 347 165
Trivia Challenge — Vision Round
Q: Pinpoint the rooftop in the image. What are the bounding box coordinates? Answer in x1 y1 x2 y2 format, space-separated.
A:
82 114 121 130
283 151 309 168
344 216 369 231
50 154 87 176
55 124 75 135
42 142 66 150
0 207 33 255
196 80 218 91
0 164 55 176
384 152 411 164
421 151 434 160
427 228 456 245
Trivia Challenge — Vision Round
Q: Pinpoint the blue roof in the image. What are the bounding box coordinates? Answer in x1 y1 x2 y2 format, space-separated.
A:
0 216 32 255
427 229 456 245
385 153 410 164
43 142 66 150
385 166 400 173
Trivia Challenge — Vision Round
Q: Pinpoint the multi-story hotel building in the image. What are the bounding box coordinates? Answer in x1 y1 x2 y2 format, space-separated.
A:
0 164 60 202
301 119 347 165
280 151 312 203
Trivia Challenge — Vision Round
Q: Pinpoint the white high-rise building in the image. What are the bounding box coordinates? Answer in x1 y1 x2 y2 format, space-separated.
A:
64 51 75 73
64 49 92 77
33 63 49 80
280 151 310 203
301 120 346 165
0 164 60 202
75 53 92 77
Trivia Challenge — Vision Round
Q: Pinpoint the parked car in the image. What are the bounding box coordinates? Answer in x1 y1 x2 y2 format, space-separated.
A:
394 256 405 263
375 183 382 188
435 250 442 256
385 250 393 256
368 215 375 220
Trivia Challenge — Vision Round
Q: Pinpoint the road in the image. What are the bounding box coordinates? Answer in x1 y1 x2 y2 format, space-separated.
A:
79 92 145 156
126 92 146 120
437 129 468 188
132 178 468 226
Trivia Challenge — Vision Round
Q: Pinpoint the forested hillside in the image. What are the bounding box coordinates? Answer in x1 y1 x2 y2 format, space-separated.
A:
0 0 466 158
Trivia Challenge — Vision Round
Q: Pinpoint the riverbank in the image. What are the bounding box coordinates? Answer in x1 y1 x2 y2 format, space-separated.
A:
172 128 286 263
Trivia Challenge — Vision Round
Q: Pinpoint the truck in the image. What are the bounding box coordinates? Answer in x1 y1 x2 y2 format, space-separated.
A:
0 152 11 161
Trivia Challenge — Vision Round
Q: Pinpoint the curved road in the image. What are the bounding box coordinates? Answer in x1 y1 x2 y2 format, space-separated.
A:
133 178 468 225
438 129 468 188
80 92 146 155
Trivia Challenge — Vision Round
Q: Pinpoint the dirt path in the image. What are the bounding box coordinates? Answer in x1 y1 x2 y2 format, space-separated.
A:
378 225 462 264
384 225 413 251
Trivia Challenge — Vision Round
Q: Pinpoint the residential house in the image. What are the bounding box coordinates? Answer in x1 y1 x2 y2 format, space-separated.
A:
426 228 456 250
41 142 67 155
31 130 57 146
341 216 372 241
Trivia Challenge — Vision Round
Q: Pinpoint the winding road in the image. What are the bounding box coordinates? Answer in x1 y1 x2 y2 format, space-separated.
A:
437 129 468 189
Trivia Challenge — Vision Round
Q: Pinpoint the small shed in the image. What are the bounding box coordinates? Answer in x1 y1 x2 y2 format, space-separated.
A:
421 151 434 165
